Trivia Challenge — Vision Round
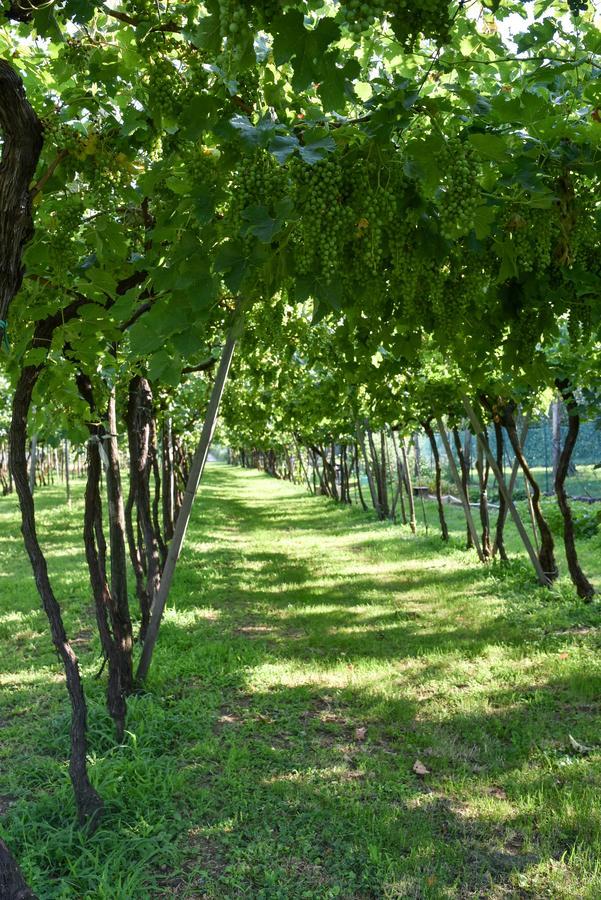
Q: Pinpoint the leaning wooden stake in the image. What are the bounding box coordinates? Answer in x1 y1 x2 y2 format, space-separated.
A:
460 395 549 587
436 417 484 562
136 304 245 682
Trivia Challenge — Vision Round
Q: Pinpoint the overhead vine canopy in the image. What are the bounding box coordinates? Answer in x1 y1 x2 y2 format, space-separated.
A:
0 0 596 396
0 0 600 874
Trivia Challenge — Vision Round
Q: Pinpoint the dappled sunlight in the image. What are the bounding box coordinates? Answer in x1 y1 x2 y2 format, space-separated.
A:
2 467 601 898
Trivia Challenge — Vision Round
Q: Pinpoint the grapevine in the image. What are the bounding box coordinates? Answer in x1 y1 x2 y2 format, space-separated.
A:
436 137 480 240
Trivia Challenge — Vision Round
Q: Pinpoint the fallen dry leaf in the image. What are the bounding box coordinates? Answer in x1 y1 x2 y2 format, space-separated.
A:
354 727 367 741
488 786 508 800
413 759 430 776
559 652 569 660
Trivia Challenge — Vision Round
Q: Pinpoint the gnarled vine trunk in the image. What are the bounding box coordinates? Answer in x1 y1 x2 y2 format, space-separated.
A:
0 60 43 335
77 372 134 738
126 376 162 640
554 380 594 600
492 421 508 562
453 425 473 550
10 365 102 826
423 420 448 541
501 404 558 582
475 432 491 558
0 838 37 899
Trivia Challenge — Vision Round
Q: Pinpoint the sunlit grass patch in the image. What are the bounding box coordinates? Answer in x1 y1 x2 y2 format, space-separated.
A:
1 465 600 897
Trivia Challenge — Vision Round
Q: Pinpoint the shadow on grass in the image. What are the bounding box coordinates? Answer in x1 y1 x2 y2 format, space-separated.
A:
1 466 601 897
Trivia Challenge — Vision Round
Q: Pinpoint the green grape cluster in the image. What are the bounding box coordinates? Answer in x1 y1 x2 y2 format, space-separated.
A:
338 0 450 46
235 69 260 107
124 0 155 22
350 158 400 279
511 304 543 359
187 147 218 185
229 151 288 241
435 256 485 338
63 38 91 71
217 0 252 58
568 295 592 343
146 57 181 118
181 48 208 98
60 198 84 234
41 115 86 155
339 0 386 35
46 197 83 245
504 208 559 275
436 137 480 240
292 156 353 280
254 0 283 27
85 139 129 209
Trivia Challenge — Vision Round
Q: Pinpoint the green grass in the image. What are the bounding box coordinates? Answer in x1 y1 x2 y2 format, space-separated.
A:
1 464 601 898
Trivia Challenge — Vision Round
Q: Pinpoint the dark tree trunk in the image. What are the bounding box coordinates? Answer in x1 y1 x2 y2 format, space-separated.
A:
84 441 128 740
551 399 562 482
475 433 492 558
502 404 558 581
151 437 167 566
77 373 134 733
400 438 416 534
353 442 368 511
453 426 473 549
10 365 102 827
423 421 448 541
0 61 42 334
390 431 407 525
105 390 134 650
379 431 390 518
555 381 595 600
162 418 175 542
126 376 161 641
0 838 37 900
493 421 509 562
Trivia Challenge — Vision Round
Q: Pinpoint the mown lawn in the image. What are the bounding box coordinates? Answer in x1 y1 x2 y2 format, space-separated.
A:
1 464 601 899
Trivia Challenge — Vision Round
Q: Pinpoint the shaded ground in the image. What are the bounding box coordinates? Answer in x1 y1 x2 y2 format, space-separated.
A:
1 464 600 898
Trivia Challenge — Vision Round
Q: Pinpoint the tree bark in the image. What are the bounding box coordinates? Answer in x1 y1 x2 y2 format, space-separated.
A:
0 60 43 333
0 838 37 900
423 420 449 541
551 399 562 483
162 418 175 542
353 442 368 511
492 421 508 562
554 381 595 600
77 373 134 734
461 395 549 587
502 403 558 581
84 440 128 740
390 431 407 525
10 365 102 826
400 438 416 534
125 377 161 641
453 426 473 549
356 422 383 518
475 433 492 558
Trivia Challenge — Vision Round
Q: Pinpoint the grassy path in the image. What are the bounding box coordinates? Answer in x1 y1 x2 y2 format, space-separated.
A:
1 464 601 898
